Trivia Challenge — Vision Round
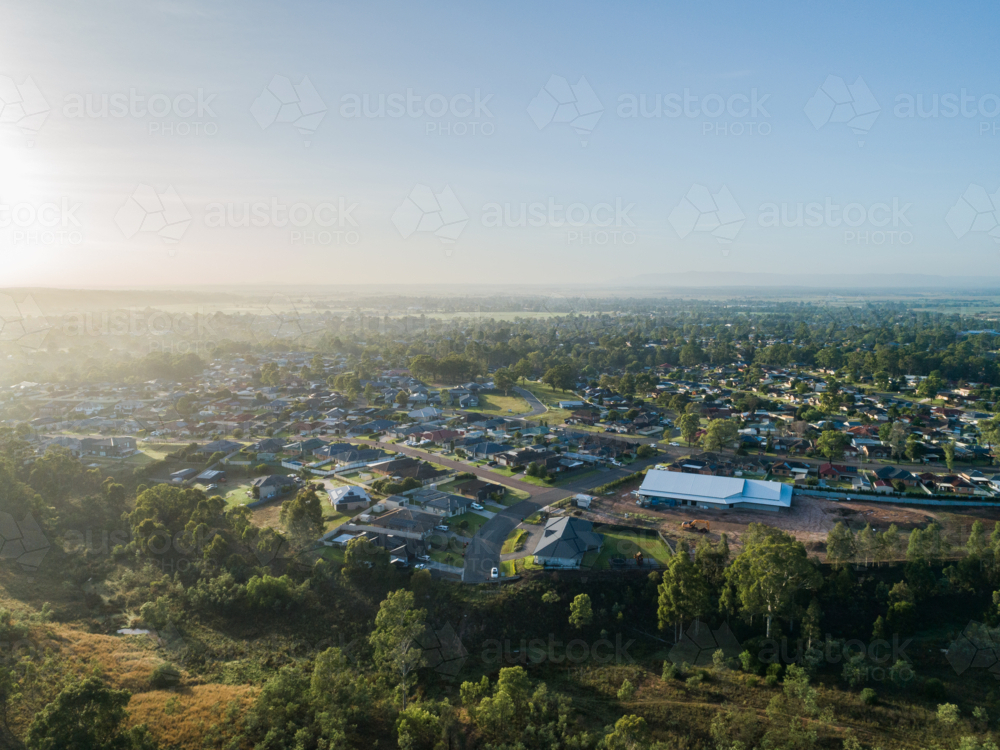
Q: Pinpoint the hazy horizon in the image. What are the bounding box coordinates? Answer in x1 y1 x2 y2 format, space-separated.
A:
4 1 1000 287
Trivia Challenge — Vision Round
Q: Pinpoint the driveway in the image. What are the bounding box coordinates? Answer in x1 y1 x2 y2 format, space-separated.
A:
500 521 542 562
463 498 546 582
424 559 463 575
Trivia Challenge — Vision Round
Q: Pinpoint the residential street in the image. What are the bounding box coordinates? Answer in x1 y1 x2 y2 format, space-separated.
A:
354 436 669 582
512 386 547 417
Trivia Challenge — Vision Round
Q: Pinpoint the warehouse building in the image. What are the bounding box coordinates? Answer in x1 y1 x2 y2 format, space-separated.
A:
637 469 792 512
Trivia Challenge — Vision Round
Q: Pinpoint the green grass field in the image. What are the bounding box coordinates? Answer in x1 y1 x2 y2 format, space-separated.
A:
429 549 465 567
586 526 673 569
501 528 527 555
520 381 579 424
446 511 490 536
221 481 256 507
474 392 532 415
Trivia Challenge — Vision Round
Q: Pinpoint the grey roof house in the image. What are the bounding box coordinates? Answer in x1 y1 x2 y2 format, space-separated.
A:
532 517 603 569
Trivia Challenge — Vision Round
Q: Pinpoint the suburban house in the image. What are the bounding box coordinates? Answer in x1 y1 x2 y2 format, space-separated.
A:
637 469 792 512
169 468 198 483
328 485 371 511
198 439 243 455
248 438 285 460
466 442 512 459
532 516 604 569
80 436 137 457
252 474 299 500
453 478 505 501
407 407 443 421
366 508 438 538
817 463 858 481
370 456 449 483
408 488 473 517
871 466 921 487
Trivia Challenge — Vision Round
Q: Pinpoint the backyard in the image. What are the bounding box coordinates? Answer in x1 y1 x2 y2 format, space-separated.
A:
583 525 673 570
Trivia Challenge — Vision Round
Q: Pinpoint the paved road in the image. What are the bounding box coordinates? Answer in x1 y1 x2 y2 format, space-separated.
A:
513 386 547 418
462 457 666 582
356 437 670 583
354 439 543 496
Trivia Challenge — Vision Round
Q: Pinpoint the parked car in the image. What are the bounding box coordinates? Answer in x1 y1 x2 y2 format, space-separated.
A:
413 563 427 570
491 567 499 579
206 483 218 491
434 524 449 531
416 554 431 562
470 502 484 511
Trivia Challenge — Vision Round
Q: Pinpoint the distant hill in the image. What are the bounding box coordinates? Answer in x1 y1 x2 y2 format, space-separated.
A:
611 272 1000 290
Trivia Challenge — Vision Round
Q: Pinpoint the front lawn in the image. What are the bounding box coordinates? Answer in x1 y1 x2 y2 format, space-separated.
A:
430 549 465 567
446 512 490 536
490 466 552 487
501 529 528 555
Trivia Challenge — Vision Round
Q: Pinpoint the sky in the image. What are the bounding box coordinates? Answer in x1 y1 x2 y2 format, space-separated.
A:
2 0 1000 288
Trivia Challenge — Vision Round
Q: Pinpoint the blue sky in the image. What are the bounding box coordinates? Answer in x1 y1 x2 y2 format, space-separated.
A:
1 0 999 287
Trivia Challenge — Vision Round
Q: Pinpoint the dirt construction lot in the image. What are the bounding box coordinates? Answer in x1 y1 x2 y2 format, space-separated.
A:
596 489 964 561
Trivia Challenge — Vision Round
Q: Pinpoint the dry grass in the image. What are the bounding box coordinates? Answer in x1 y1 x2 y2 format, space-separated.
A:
46 623 259 748
127 684 258 748
48 625 166 692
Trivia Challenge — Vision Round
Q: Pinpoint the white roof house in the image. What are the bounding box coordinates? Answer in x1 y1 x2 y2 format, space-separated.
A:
328 485 371 508
638 469 792 512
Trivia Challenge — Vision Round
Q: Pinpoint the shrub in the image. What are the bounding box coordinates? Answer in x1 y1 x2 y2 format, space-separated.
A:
712 649 728 671
150 662 181 689
661 661 678 681
739 650 760 675
764 674 780 687
937 703 960 724
617 679 636 701
685 674 703 688
860 688 878 706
